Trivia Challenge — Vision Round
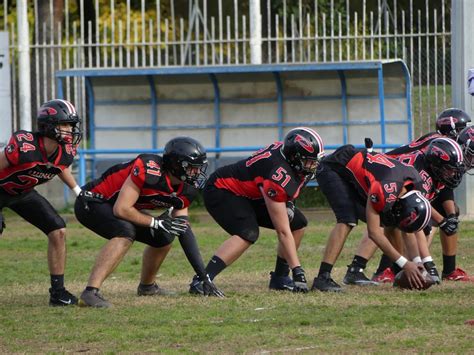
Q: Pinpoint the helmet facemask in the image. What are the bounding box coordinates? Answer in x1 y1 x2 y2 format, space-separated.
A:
178 159 208 189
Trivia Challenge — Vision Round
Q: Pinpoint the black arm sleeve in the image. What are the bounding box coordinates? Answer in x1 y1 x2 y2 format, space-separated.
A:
177 217 207 279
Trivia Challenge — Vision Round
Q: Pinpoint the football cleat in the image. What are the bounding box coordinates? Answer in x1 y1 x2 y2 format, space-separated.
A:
189 275 204 295
49 287 78 307
137 282 175 296
442 268 474 282
343 266 379 286
371 267 395 283
79 289 111 308
311 272 343 292
269 272 296 291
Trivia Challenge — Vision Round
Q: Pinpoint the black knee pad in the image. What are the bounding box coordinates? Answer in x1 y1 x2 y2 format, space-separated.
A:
239 227 260 244
290 208 308 231
148 229 176 247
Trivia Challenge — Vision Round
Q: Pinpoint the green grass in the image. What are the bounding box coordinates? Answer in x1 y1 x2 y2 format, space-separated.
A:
0 211 473 353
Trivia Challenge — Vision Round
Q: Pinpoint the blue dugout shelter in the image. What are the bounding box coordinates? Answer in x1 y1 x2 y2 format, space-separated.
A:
55 60 412 186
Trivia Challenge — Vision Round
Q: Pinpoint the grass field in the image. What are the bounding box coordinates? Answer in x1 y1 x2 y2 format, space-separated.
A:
0 210 473 353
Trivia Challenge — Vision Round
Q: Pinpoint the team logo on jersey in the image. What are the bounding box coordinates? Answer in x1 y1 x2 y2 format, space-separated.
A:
267 188 277 197
38 107 58 117
370 194 379 203
6 144 14 153
294 134 314 153
133 167 140 176
431 145 450 161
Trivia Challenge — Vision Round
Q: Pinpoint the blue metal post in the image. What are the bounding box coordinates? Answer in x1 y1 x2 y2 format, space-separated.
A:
147 75 158 149
79 151 86 186
337 70 349 144
273 72 284 140
85 77 96 178
209 74 221 150
377 66 386 148
400 62 413 141
56 78 64 98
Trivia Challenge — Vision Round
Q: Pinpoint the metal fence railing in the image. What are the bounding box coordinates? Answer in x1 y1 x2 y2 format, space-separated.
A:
1 0 451 142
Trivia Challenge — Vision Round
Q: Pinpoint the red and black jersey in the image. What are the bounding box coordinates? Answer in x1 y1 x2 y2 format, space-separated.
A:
387 150 446 201
387 132 442 156
0 130 76 195
84 154 197 210
208 142 306 202
323 145 423 215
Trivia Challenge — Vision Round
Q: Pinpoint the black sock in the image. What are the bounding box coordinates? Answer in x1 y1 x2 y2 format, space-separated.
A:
375 254 392 275
274 256 290 277
318 262 333 277
206 255 227 281
442 254 456 275
50 274 64 290
350 255 368 270
392 263 402 275
85 286 99 292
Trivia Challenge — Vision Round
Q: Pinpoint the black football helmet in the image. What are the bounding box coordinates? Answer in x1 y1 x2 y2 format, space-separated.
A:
424 137 465 189
37 99 82 145
456 126 474 172
162 137 208 188
282 127 325 176
435 108 471 139
392 190 432 233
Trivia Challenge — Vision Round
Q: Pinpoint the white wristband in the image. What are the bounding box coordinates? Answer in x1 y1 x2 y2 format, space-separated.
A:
422 256 433 263
412 256 422 263
73 185 82 196
149 217 155 228
395 256 408 268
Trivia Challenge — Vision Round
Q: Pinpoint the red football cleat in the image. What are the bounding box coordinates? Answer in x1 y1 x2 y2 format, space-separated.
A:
371 267 395 283
442 268 474 282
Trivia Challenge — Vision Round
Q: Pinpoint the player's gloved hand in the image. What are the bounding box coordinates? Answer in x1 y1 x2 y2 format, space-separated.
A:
292 266 309 293
151 209 188 237
78 190 104 212
0 212 5 235
200 274 225 298
423 261 441 284
438 214 459 236
286 201 295 222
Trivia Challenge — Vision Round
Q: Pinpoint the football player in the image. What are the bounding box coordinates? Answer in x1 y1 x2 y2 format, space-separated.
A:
75 137 224 308
189 127 324 294
311 144 432 292
344 108 472 284
0 99 83 306
343 137 466 286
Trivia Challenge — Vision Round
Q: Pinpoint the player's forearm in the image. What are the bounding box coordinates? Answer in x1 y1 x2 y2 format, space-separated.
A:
403 232 420 260
178 226 207 279
276 230 300 268
58 168 79 191
113 204 152 227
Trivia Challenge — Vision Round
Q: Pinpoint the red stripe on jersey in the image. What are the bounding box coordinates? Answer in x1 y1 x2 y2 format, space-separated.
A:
345 152 375 195
90 165 133 199
214 177 262 199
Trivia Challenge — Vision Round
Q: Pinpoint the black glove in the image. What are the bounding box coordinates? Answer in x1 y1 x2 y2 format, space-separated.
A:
286 201 295 222
78 190 104 212
292 266 309 293
423 261 441 284
0 212 5 234
152 210 188 237
438 214 459 236
200 274 225 298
